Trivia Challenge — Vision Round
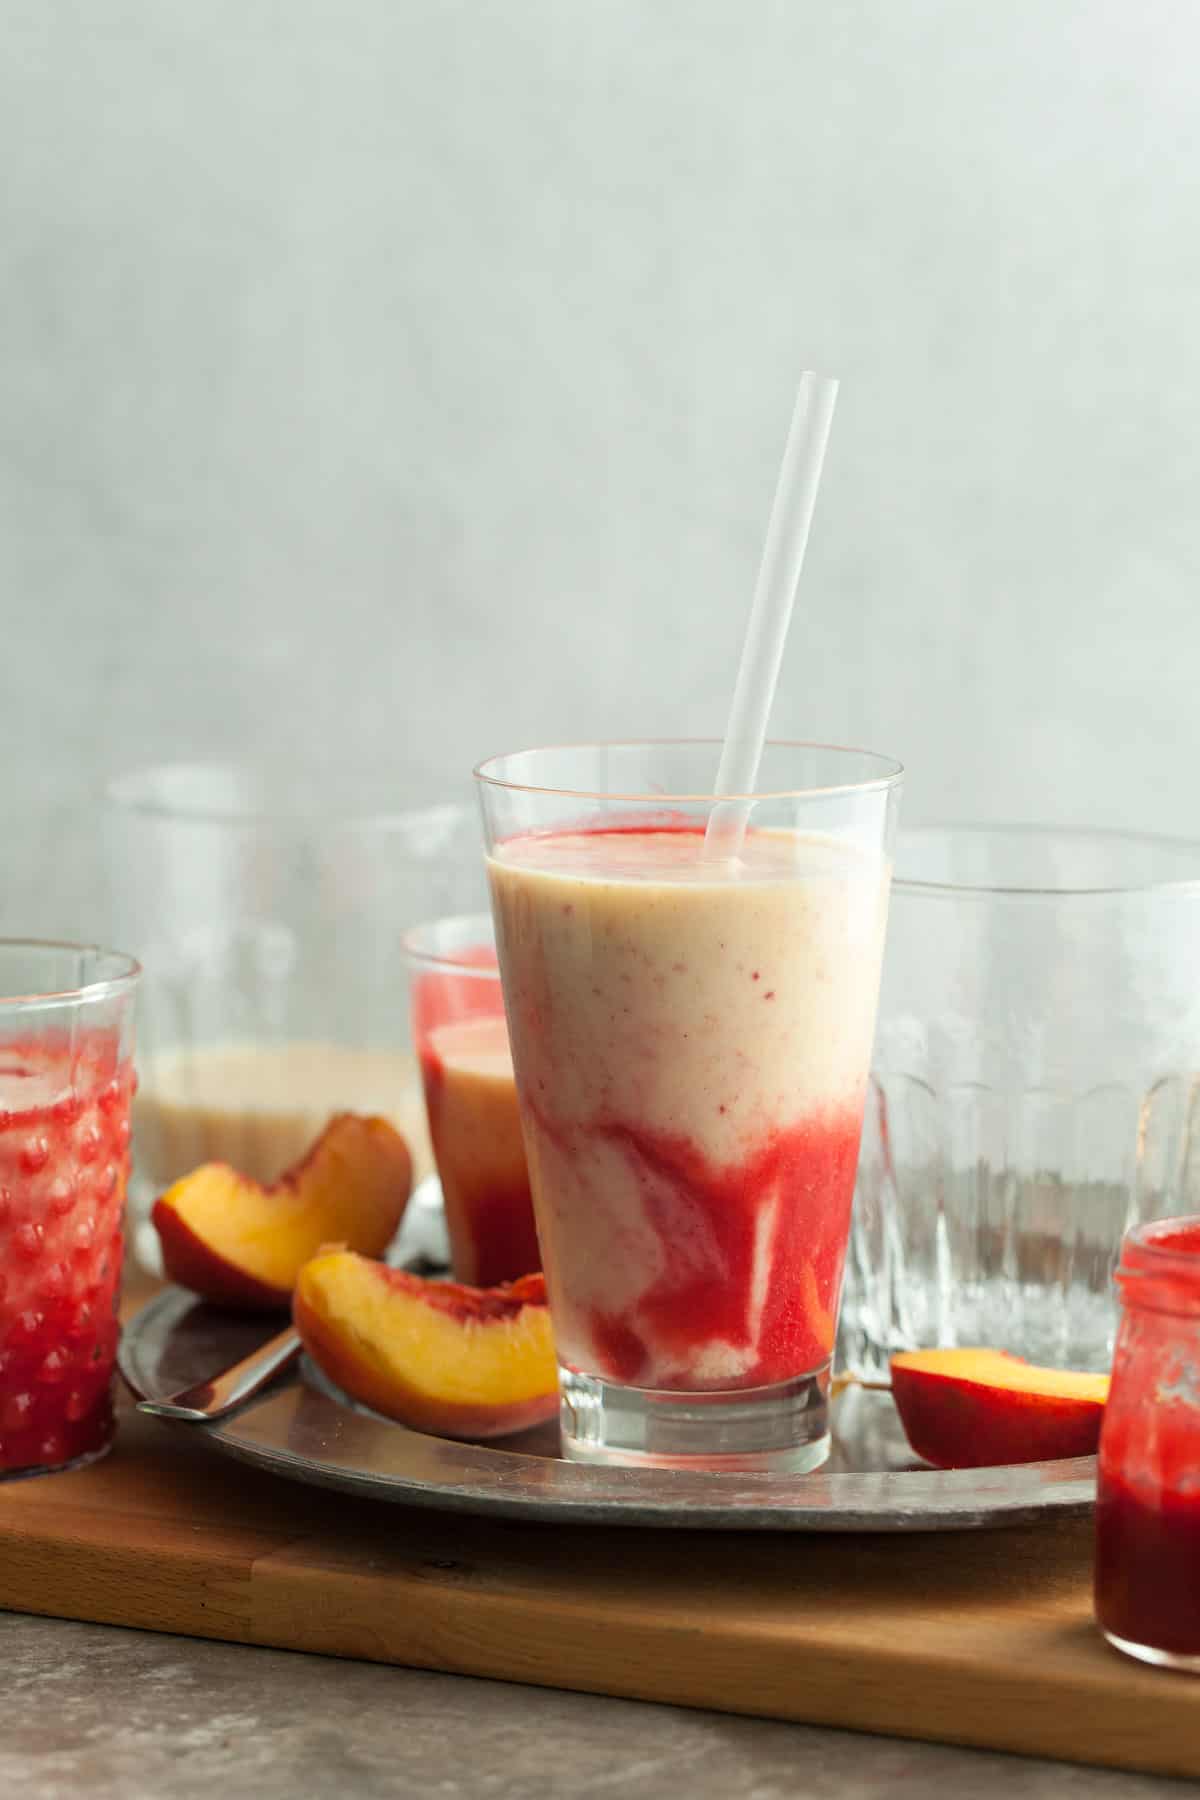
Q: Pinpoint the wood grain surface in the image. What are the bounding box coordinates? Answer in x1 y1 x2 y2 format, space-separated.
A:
1 1387 1198 1779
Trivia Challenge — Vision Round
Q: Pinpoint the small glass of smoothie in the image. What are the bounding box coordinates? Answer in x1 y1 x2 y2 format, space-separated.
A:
476 741 902 1470
403 914 538 1288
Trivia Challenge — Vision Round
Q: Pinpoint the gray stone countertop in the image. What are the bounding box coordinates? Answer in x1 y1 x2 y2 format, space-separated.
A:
1 1612 1187 1799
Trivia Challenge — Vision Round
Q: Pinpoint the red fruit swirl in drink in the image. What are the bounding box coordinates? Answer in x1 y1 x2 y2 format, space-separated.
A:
489 825 889 1392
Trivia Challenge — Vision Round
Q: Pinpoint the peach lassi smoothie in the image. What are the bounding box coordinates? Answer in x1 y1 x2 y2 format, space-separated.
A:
404 916 539 1288
489 825 889 1403
478 741 901 1468
417 1014 538 1287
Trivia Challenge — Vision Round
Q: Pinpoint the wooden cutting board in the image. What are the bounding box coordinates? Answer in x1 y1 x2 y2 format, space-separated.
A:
1 1389 1198 1780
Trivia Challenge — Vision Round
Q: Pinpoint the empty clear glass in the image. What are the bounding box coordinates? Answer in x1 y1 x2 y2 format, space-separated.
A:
103 763 485 1268
839 826 1200 1379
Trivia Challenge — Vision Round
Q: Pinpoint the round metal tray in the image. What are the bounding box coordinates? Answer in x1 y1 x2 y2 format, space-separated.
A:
120 1286 1096 1532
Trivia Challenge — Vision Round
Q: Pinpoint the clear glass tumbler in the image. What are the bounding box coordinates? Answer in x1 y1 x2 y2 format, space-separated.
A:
0 941 139 1478
103 762 485 1268
476 741 901 1470
840 826 1200 1381
402 914 538 1287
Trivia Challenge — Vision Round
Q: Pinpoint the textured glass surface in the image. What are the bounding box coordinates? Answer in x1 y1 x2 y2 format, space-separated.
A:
839 828 1200 1378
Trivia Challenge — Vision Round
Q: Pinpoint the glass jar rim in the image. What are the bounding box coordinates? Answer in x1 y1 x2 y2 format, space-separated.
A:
401 913 499 979
473 739 904 805
1115 1216 1200 1316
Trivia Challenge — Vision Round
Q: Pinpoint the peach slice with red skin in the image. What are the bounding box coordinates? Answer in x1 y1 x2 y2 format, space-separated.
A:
293 1250 558 1439
152 1113 412 1310
890 1347 1109 1469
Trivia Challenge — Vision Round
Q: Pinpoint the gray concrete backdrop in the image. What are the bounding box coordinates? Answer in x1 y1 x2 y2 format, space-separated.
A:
4 1 1199 940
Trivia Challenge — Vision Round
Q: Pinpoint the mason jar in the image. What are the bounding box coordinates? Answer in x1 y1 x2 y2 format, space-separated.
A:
1095 1216 1200 1670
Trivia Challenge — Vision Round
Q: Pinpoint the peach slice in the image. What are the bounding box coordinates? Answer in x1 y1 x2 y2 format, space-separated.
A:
293 1250 558 1439
152 1113 412 1310
890 1347 1109 1469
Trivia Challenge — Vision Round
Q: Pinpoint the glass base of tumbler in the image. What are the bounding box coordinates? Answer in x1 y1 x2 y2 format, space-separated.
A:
558 1363 831 1472
1103 1629 1200 1675
0 1437 115 1484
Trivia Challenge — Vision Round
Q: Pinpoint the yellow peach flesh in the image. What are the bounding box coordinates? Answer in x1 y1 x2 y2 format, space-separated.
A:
891 1348 1108 1403
297 1252 556 1413
153 1113 411 1302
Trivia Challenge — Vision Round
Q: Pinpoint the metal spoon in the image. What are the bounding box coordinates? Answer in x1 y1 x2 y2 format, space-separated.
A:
136 1325 301 1424
135 1174 451 1424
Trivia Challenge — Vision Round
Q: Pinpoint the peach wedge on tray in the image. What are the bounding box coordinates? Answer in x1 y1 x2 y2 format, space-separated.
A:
890 1347 1109 1469
294 1251 558 1439
152 1113 413 1310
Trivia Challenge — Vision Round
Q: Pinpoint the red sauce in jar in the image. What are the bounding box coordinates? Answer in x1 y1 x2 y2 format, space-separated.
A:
1094 1217 1200 1665
0 1036 134 1474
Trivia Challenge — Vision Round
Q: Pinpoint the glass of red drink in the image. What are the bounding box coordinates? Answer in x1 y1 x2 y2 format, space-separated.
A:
402 914 538 1287
1095 1216 1200 1671
0 942 140 1479
476 742 901 1471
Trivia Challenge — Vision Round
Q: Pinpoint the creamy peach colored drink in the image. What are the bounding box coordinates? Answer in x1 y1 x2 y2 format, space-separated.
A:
478 742 902 1468
134 1042 432 1189
404 917 538 1288
490 827 887 1389
417 1016 538 1286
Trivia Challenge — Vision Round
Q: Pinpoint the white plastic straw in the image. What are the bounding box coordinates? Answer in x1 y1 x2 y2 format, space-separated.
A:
704 371 839 860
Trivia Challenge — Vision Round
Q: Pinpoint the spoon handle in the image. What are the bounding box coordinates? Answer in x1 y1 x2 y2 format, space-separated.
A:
136 1325 302 1423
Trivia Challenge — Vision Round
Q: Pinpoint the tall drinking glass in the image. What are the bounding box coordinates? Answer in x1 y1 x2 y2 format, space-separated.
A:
476 741 901 1470
103 763 484 1269
0 941 139 1478
840 825 1200 1382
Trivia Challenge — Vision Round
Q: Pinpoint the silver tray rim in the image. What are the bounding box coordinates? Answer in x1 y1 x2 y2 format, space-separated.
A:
119 1287 1097 1533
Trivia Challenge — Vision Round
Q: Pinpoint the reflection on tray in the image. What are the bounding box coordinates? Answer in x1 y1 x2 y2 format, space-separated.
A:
124 1285 1095 1529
